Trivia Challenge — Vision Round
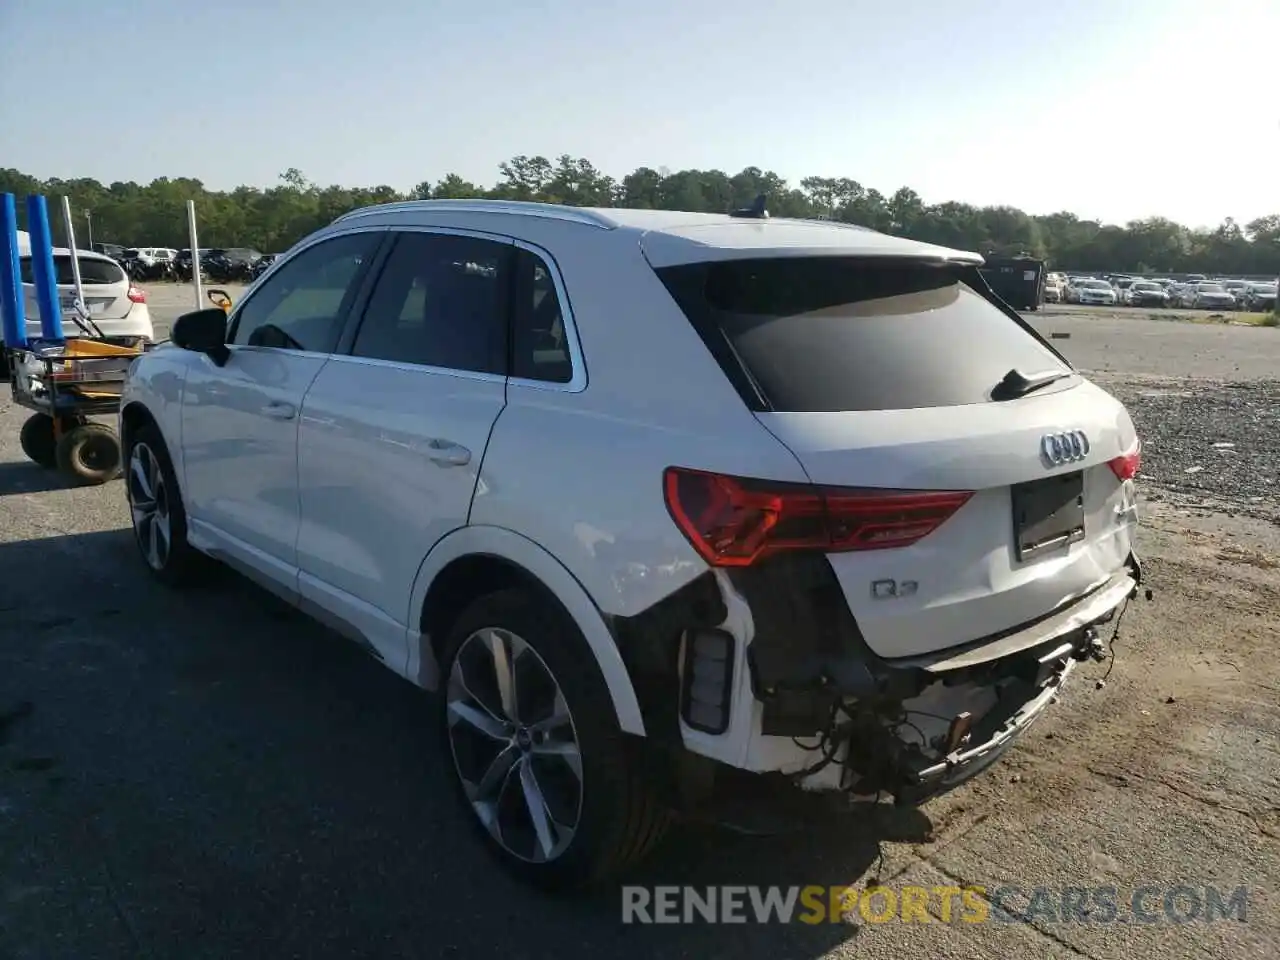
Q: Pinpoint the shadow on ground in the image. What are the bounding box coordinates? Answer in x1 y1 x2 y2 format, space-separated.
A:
0 529 927 960
0 461 75 496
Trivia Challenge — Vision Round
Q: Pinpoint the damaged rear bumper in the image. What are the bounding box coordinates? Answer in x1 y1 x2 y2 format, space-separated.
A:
608 550 1142 819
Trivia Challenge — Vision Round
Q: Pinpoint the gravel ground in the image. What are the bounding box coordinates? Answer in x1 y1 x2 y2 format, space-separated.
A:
1093 375 1280 522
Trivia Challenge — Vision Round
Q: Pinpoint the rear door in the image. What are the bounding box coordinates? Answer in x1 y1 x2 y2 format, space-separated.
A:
295 229 513 665
656 256 1140 659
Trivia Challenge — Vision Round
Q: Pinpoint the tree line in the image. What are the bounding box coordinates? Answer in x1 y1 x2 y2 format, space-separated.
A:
3 158 1277 277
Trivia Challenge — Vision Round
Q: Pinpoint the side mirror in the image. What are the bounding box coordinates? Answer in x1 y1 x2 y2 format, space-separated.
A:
207 288 233 313
172 308 230 366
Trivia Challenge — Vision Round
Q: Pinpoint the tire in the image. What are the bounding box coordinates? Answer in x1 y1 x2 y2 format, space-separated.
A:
54 422 122 484
19 414 58 468
124 422 206 585
440 587 668 889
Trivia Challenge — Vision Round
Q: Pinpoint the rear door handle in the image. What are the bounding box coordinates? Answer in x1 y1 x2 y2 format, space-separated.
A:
423 438 471 467
261 401 297 420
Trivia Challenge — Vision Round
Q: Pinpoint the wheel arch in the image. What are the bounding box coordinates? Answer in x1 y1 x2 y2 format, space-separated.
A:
408 525 646 737
119 400 157 452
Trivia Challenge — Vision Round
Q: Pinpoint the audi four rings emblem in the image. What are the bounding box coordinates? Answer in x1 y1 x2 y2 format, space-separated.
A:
1041 430 1090 465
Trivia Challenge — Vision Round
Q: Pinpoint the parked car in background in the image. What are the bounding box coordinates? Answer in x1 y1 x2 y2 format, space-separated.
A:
93 242 128 262
18 248 154 342
1124 280 1169 307
1187 282 1237 310
1166 282 1193 308
1063 278 1090 303
1073 279 1118 305
125 247 177 266
1220 279 1249 304
118 199 1142 887
1043 277 1062 303
1241 281 1278 312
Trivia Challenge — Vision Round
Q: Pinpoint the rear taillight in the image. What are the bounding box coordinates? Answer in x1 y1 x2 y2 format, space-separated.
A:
663 467 972 568
128 285 146 303
1108 441 1141 482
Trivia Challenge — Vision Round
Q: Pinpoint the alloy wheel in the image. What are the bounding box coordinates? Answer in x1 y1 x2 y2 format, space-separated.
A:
127 442 171 571
445 627 584 863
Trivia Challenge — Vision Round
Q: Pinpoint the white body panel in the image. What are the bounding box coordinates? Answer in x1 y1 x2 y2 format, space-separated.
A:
758 380 1137 658
180 346 328 590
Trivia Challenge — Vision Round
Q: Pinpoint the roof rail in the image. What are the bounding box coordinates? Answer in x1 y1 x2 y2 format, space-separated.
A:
332 199 616 229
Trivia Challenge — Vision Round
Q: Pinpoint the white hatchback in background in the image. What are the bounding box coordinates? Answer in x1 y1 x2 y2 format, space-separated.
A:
20 248 154 342
118 200 1143 888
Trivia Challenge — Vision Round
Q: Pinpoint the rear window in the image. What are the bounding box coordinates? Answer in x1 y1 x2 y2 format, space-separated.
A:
19 255 126 286
656 258 1070 413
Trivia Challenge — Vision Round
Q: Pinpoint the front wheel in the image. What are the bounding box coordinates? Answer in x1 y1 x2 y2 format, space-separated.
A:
125 423 207 585
441 588 668 889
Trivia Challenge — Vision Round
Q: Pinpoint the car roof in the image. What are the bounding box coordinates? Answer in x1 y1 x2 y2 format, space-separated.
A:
20 246 117 262
331 199 986 268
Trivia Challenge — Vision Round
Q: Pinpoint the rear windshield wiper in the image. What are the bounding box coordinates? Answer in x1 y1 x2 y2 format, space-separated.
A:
991 367 1072 401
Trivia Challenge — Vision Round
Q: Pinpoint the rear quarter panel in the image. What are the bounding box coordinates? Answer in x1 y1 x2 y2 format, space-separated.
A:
470 230 809 617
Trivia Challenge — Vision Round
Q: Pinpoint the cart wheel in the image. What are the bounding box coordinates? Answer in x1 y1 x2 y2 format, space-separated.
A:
20 414 59 468
55 423 123 485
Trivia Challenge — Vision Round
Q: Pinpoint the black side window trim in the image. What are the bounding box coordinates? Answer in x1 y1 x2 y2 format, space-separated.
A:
226 229 389 351
336 229 517 377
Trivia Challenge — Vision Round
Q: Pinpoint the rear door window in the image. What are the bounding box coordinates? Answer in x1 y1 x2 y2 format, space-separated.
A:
19 255 126 286
349 231 509 375
656 258 1071 413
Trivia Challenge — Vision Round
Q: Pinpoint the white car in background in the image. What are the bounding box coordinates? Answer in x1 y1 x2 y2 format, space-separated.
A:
19 248 155 343
118 200 1143 887
1073 279 1118 305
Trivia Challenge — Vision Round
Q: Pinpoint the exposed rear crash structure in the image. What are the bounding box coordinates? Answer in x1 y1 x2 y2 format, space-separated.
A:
611 549 1142 823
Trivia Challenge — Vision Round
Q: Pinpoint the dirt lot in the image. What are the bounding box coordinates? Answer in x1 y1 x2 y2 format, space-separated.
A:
0 301 1277 959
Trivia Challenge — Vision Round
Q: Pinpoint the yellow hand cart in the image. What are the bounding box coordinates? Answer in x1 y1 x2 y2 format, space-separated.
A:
9 336 149 485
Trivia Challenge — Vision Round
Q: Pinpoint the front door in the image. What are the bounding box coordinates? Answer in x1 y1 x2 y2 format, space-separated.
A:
181 229 384 592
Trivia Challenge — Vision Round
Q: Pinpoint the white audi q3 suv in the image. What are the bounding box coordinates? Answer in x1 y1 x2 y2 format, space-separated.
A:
119 199 1143 888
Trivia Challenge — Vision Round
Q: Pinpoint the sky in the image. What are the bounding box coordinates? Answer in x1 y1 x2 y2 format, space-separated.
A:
2 0 1277 229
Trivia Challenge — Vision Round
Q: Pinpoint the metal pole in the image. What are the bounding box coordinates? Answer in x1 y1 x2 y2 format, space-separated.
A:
61 196 88 331
85 209 94 250
186 199 203 308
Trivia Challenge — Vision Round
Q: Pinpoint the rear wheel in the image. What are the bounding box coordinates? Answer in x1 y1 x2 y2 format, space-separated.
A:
441 588 668 889
54 422 122 484
125 423 206 585
19 414 57 468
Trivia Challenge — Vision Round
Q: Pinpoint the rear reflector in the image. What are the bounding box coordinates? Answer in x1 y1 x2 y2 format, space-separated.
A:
127 285 146 303
1108 441 1141 481
663 467 972 568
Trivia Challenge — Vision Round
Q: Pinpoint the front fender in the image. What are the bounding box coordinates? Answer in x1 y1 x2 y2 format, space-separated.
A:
405 525 647 737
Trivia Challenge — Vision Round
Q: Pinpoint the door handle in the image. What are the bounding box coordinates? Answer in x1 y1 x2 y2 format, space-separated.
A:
423 438 471 467
261 401 297 420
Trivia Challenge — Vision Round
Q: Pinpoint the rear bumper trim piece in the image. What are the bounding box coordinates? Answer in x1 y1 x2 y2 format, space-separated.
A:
890 570 1137 675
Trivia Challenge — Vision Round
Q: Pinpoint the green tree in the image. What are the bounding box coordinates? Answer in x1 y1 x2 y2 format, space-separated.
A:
1 161 1275 276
